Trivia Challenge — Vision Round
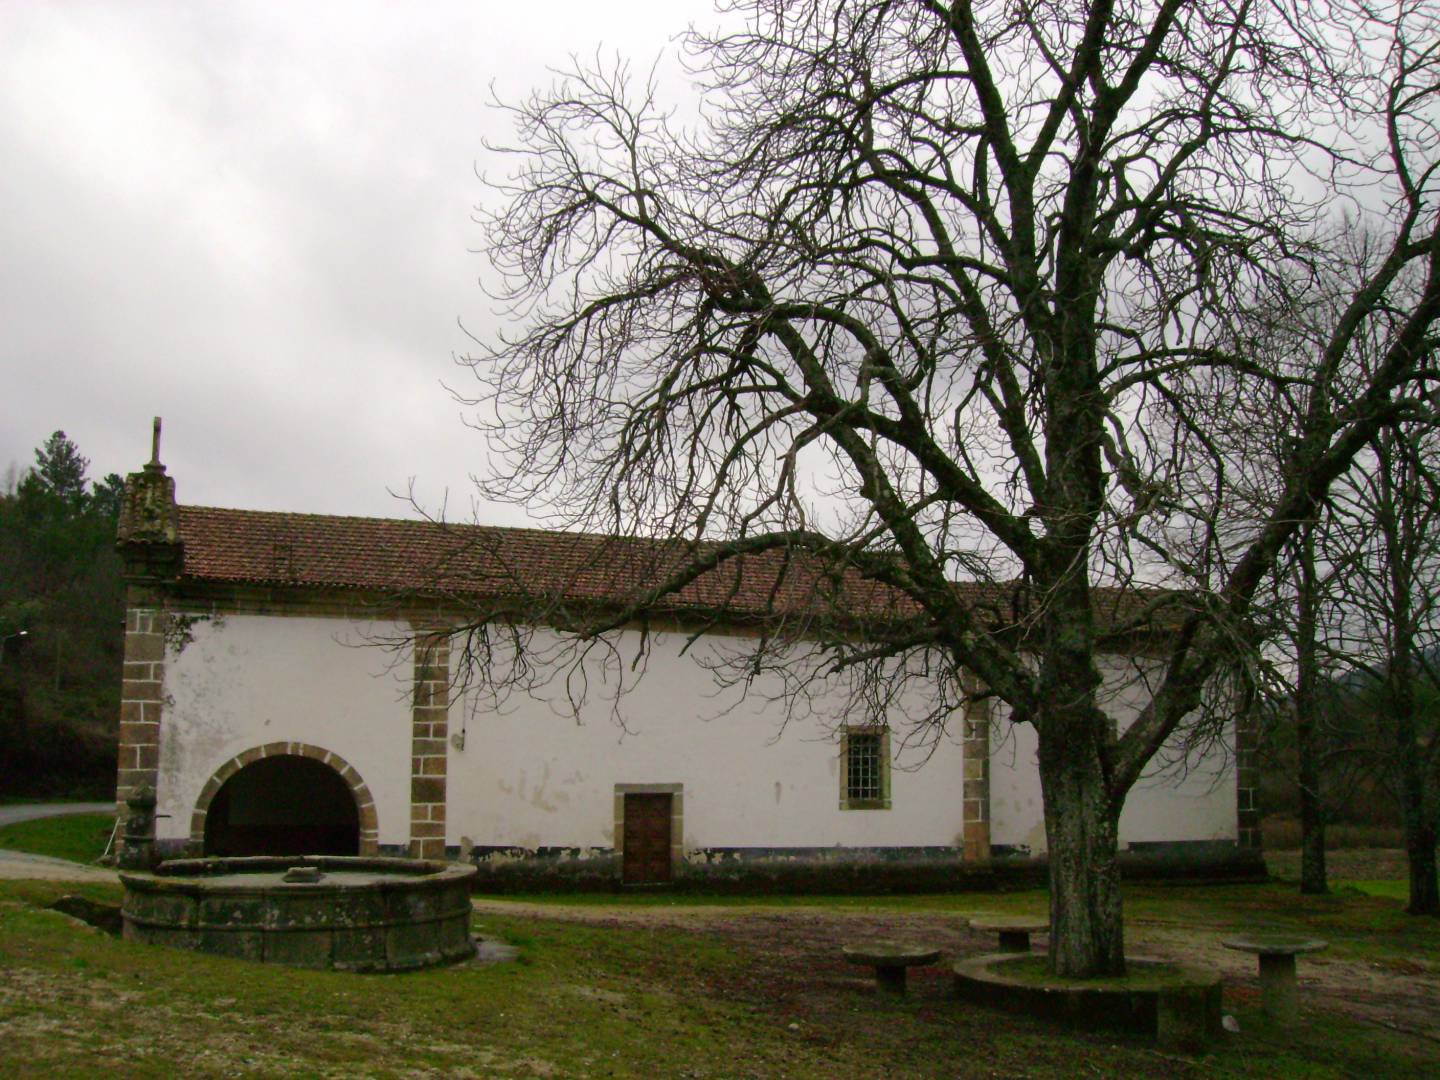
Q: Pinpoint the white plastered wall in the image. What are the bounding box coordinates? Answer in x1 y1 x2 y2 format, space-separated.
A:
153 614 1237 857
446 628 969 853
988 655 1238 854
156 613 413 846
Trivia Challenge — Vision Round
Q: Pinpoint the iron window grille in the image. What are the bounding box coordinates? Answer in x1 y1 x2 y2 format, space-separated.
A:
840 725 891 810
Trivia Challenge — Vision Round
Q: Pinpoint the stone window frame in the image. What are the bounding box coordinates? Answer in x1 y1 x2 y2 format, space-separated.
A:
839 725 892 810
613 782 684 867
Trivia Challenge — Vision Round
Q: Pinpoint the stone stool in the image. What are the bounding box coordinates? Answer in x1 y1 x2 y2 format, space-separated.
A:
842 942 942 994
1222 934 1328 1024
970 916 1048 953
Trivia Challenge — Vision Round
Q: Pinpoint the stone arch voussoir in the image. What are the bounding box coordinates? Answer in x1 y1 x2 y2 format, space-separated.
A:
190 742 379 854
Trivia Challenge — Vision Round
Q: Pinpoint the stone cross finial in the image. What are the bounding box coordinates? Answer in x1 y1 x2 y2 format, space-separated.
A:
117 416 182 573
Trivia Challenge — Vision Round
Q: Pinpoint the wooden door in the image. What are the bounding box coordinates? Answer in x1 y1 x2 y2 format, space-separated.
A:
622 793 673 885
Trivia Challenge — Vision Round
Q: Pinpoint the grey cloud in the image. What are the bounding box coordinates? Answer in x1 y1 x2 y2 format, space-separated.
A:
0 0 716 521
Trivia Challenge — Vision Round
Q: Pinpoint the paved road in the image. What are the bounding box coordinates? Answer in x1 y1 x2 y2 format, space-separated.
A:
0 849 119 881
0 802 119 882
0 801 113 827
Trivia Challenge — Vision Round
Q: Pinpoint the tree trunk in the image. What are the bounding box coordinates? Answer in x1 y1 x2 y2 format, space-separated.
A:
1388 677 1438 914
1297 764 1328 895
1398 713 1438 915
1037 721 1125 977
1404 820 1439 916
1294 520 1328 894
1374 438 1438 916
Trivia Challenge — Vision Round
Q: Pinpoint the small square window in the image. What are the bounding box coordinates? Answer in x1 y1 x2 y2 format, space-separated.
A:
840 725 890 810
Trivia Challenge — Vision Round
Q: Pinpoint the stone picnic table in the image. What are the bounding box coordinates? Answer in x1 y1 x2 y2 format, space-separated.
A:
1221 933 1328 1023
842 941 942 994
969 916 1049 953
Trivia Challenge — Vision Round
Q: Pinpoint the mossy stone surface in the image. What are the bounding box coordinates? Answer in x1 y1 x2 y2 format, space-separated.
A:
954 953 1222 1040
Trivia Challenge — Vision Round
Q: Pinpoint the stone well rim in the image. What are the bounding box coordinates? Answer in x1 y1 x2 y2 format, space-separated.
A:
119 854 476 895
119 855 477 972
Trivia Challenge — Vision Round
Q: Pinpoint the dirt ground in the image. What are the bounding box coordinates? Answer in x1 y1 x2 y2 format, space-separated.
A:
472 855 1440 1052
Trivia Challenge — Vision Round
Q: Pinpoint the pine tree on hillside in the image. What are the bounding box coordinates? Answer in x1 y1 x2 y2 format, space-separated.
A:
29 431 90 504
0 431 124 796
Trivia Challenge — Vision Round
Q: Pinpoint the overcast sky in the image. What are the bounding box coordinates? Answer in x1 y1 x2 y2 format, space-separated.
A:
0 0 719 524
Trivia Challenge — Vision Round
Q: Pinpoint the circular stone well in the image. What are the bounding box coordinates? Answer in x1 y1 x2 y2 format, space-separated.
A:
120 855 477 972
953 952 1222 1041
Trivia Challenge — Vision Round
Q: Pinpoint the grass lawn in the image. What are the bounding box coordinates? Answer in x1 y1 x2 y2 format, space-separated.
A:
0 812 115 864
0 792 113 807
2 877 1436 1078
1345 880 1410 901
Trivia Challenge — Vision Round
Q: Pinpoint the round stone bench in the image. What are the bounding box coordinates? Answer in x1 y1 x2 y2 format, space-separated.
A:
970 916 1048 953
842 941 942 994
1222 934 1328 1023
954 953 1223 1049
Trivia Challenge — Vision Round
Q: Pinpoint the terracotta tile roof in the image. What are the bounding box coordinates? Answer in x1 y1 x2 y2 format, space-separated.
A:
173 504 1180 634
176 505 912 621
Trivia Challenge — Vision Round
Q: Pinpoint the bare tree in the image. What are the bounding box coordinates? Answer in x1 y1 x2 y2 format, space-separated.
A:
1258 498 1373 897
1221 253 1378 898
1225 245 1440 905
1322 419 1440 914
464 1 1440 975
1288 518 1334 893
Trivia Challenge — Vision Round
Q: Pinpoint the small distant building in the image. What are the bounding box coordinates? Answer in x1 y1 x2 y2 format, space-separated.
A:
114 441 1258 889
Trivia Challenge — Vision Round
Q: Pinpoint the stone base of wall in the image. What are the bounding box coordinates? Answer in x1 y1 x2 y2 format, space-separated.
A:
460 842 1266 894
144 839 1264 892
975 843 1268 889
467 846 623 892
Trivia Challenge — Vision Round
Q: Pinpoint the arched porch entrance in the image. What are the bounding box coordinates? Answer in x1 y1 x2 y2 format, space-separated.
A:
191 743 379 856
